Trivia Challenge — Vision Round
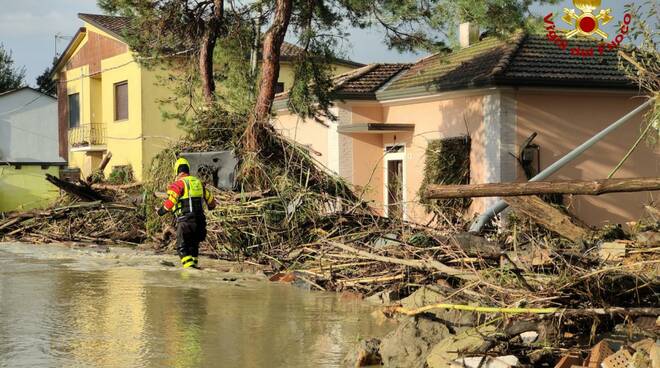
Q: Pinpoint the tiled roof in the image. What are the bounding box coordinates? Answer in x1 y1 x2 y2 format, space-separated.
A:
379 33 635 99
77 13 363 66
78 13 132 39
495 34 631 87
333 63 410 99
275 63 410 102
385 37 510 93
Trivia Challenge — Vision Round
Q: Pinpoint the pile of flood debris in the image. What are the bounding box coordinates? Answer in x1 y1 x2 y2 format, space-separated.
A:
0 151 658 366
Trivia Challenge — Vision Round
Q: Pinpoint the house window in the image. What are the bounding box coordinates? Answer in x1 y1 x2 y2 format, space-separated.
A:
68 93 80 128
114 81 128 121
275 82 285 94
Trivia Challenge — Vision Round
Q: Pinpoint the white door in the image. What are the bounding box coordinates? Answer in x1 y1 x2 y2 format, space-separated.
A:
383 145 407 220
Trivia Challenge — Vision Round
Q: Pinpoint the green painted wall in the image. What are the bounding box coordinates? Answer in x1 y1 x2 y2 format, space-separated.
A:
0 165 60 212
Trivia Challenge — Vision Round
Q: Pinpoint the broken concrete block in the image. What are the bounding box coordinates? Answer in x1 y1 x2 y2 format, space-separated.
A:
599 241 627 262
553 354 582 368
602 349 632 368
585 340 614 368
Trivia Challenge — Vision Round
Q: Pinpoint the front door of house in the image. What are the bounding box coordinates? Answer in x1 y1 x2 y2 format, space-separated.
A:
384 145 405 220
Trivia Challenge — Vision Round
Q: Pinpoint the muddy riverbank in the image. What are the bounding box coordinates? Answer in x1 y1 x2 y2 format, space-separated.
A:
0 242 395 367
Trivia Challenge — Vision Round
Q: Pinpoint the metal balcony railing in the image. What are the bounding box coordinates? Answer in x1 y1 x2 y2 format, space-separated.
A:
69 123 106 147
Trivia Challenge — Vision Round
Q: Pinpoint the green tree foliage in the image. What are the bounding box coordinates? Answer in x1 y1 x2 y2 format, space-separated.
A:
36 57 58 96
97 0 558 127
0 44 26 94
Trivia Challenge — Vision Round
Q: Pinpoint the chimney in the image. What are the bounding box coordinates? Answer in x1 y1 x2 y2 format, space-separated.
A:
459 22 480 48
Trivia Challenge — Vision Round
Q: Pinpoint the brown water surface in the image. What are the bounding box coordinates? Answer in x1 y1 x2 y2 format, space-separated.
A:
0 243 392 367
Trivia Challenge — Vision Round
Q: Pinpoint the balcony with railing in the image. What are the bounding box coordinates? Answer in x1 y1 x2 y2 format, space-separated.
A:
69 123 107 152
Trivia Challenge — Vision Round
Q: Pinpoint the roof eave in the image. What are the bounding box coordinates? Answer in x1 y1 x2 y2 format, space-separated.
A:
78 13 126 41
50 27 87 80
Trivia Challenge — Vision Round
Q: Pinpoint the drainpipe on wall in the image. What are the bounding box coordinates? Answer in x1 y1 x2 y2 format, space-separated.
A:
468 97 656 233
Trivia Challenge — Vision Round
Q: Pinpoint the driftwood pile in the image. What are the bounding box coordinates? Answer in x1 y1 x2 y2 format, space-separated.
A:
0 171 658 365
0 181 146 246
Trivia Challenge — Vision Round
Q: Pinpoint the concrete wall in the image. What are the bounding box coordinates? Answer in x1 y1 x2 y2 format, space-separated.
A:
516 90 659 226
0 89 60 163
0 165 60 212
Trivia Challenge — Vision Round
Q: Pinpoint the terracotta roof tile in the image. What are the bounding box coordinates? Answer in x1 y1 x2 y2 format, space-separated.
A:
275 63 410 101
335 63 410 98
78 13 131 39
380 33 635 98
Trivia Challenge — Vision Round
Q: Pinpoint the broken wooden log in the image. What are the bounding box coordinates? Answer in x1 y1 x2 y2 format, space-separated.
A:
425 177 660 199
505 195 589 242
326 241 479 281
86 151 112 183
45 174 107 202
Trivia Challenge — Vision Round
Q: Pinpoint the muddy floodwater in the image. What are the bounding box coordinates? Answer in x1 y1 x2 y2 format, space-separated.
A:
0 243 393 367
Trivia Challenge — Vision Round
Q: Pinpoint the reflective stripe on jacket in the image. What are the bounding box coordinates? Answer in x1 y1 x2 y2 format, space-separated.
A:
163 174 214 216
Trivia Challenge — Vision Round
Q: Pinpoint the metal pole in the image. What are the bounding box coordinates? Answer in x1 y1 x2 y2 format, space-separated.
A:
469 97 655 233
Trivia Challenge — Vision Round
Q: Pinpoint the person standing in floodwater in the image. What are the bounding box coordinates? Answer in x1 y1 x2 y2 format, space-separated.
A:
157 157 216 268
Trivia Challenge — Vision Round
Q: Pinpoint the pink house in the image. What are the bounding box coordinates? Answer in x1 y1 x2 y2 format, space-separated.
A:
273 31 658 227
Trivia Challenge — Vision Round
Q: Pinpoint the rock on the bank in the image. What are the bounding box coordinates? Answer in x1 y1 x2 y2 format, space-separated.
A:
342 338 382 367
379 316 450 368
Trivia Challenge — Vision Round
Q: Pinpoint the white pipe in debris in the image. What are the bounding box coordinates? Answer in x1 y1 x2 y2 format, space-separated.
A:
469 97 656 233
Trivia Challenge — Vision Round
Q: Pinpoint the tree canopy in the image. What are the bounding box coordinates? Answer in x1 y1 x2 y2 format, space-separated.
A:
36 57 58 97
0 44 26 94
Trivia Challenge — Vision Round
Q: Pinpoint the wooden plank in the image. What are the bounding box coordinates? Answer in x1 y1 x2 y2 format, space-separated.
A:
505 195 589 242
424 177 660 199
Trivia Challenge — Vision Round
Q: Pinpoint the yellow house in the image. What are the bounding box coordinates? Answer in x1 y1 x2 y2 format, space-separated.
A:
52 13 363 181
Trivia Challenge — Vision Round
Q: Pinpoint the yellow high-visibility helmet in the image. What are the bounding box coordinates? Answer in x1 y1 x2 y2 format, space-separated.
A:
174 157 190 175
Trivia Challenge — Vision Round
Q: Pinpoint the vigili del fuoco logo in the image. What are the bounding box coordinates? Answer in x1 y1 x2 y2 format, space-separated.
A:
544 0 632 58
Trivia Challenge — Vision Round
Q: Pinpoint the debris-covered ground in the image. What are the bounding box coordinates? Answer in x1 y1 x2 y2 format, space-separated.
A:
0 135 658 367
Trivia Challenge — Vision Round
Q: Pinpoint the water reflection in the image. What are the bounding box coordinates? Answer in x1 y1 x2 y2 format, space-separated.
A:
0 245 391 367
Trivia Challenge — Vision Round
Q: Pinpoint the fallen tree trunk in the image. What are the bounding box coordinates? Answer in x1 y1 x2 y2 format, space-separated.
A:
425 177 660 199
45 174 107 202
505 196 589 242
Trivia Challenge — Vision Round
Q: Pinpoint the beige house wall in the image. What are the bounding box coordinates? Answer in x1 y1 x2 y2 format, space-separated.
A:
516 90 659 226
382 95 485 223
272 111 331 169
275 88 657 227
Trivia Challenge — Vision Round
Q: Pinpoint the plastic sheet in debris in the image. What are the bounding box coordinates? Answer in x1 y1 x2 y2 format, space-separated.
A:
180 151 238 190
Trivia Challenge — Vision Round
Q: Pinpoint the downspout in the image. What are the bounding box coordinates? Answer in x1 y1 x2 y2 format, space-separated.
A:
469 97 656 233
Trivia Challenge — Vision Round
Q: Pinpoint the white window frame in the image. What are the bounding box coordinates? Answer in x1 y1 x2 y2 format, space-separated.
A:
383 143 408 220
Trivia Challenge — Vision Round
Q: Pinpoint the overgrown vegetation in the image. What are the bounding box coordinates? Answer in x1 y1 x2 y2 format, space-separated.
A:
419 136 472 226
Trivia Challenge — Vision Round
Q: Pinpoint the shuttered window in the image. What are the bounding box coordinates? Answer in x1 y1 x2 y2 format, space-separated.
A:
68 93 80 128
114 81 128 121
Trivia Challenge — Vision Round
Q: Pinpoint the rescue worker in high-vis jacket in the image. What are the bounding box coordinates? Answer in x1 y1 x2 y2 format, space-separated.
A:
157 157 216 268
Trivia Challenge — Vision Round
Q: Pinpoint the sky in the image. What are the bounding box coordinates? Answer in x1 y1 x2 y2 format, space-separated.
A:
0 0 635 86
